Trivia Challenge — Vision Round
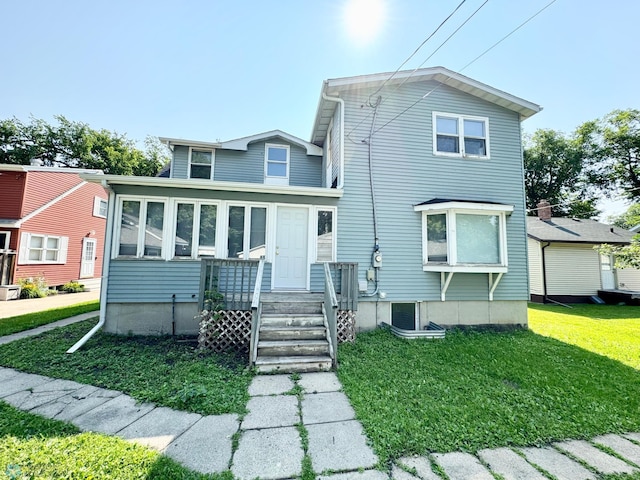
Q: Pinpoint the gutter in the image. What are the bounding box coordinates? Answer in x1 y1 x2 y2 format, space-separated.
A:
66 181 115 353
321 90 345 189
541 241 550 303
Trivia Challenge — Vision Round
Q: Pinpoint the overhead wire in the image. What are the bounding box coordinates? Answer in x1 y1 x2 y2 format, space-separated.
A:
368 0 557 138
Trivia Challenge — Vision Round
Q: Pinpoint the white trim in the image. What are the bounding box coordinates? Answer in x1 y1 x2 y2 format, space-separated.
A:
414 201 513 214
93 196 108 218
79 174 343 198
18 232 69 265
112 196 169 259
10 181 88 228
220 130 323 156
0 164 103 174
159 137 221 150
264 143 290 186
0 231 10 251
432 112 490 159
188 147 215 180
314 206 337 263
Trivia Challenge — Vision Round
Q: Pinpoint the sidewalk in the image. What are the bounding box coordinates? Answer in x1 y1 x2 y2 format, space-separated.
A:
1 364 640 479
0 290 100 319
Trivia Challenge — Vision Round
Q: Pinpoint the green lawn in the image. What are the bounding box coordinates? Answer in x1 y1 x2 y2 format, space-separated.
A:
337 314 640 464
0 402 228 479
528 303 640 369
0 300 100 336
0 320 253 416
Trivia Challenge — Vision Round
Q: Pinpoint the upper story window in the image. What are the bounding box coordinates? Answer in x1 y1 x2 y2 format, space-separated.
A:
189 148 214 180
265 144 290 185
433 112 489 158
93 197 108 218
116 198 166 258
19 233 68 265
415 201 511 272
0 231 10 251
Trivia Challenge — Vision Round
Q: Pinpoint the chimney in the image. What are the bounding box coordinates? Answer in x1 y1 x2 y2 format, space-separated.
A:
537 200 552 221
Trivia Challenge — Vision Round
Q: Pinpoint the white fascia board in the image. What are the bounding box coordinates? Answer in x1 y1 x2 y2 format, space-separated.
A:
423 264 508 273
220 130 323 156
0 164 103 175
158 137 221 150
414 201 514 213
322 66 541 120
0 219 20 228
80 174 343 198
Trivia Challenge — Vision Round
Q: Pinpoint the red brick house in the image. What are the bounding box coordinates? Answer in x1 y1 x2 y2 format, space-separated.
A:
0 164 107 292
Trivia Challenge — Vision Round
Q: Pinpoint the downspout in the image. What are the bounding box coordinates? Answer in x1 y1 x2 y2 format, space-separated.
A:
66 182 115 353
541 241 550 303
321 90 344 189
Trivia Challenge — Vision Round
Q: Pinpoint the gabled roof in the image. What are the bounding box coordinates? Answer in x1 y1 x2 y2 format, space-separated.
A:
160 130 323 156
219 130 322 156
311 66 542 145
527 217 635 245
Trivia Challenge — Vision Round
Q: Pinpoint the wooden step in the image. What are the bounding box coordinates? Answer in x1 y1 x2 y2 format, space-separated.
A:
255 355 332 373
260 314 325 327
259 325 326 341
261 301 322 315
257 339 329 356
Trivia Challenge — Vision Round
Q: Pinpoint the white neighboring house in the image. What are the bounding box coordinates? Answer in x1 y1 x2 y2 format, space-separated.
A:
527 203 640 303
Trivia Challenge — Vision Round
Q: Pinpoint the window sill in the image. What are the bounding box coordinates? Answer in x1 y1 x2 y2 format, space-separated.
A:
422 264 507 273
433 152 490 160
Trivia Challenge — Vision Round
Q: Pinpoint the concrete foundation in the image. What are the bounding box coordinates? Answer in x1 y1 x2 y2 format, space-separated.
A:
356 300 528 331
104 302 200 335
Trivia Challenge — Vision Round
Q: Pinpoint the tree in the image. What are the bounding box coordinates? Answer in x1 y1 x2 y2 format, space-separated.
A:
608 203 640 229
598 238 640 270
523 129 599 218
0 115 169 176
577 109 640 201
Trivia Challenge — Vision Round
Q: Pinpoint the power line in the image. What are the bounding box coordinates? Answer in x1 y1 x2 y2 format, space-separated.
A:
365 0 468 106
370 0 557 138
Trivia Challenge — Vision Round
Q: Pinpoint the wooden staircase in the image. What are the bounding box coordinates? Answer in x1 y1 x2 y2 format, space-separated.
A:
254 293 333 373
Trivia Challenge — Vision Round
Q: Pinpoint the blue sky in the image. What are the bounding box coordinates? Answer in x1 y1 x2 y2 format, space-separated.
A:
2 1 638 214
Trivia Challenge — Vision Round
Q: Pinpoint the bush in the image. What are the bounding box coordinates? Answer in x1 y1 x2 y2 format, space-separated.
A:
60 281 86 293
18 277 50 299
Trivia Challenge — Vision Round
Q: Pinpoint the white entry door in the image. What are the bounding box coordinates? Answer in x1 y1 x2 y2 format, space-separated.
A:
274 206 309 290
80 238 97 278
600 254 615 290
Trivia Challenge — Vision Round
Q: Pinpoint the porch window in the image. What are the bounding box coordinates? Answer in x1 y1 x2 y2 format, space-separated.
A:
316 208 336 262
265 144 289 185
117 198 166 258
415 200 511 272
433 112 489 158
19 233 68 265
227 205 268 259
189 148 214 179
173 202 218 258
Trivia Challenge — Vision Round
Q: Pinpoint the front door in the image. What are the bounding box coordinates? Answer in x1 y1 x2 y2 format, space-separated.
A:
80 238 97 278
274 206 308 290
600 254 615 290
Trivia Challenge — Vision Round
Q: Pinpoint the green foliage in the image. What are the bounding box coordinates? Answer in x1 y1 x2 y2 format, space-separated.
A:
524 129 598 218
0 403 220 479
0 320 253 415
0 300 99 336
608 203 640 229
577 108 640 201
598 236 640 271
0 115 169 176
337 321 640 463
60 281 86 293
17 276 48 299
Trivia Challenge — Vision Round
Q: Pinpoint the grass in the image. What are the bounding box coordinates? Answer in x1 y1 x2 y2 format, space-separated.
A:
0 300 100 336
0 320 254 416
337 323 640 465
0 402 228 479
528 303 640 369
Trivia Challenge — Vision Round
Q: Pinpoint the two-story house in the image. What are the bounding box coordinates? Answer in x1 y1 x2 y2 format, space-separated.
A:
72 67 540 371
0 164 107 297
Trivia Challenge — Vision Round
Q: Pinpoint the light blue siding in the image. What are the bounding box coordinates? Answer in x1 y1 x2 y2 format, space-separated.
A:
336 80 529 302
108 260 201 303
172 146 189 179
